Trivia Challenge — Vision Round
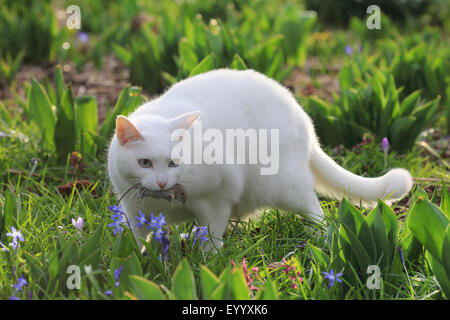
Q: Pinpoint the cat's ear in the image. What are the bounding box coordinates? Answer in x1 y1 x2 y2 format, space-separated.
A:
169 111 200 130
116 115 144 146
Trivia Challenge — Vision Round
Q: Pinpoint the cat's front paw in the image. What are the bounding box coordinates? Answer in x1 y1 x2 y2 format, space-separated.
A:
202 238 223 254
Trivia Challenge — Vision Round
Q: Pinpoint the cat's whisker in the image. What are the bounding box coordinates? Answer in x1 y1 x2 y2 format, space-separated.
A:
116 182 141 205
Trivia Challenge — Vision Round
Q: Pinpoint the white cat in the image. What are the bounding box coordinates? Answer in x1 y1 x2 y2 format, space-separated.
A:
107 69 412 250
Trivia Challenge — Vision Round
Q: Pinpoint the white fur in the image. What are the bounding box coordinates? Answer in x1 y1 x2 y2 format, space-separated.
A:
107 69 413 249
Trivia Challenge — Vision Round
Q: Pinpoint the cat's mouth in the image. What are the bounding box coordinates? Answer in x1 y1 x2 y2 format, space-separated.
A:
116 183 187 209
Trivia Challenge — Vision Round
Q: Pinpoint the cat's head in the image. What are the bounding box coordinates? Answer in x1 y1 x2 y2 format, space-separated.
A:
112 111 200 191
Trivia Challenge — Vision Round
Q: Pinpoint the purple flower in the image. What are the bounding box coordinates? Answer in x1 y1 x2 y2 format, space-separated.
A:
322 269 343 288
108 205 125 216
114 265 124 287
6 226 24 249
153 228 166 242
77 31 89 43
382 137 389 154
72 216 84 230
193 226 209 247
148 212 166 231
12 276 28 292
145 212 171 260
345 46 353 56
159 234 170 261
135 211 148 229
108 205 129 234
9 296 20 300
108 219 125 235
148 213 168 242
104 290 113 296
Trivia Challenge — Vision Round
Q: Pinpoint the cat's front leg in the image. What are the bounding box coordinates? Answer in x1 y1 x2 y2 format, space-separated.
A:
191 197 232 252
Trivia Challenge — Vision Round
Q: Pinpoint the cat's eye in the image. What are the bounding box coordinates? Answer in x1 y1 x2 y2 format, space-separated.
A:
168 160 178 168
138 159 152 168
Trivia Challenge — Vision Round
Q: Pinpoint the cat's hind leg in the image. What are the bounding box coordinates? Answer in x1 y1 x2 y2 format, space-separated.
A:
274 169 324 225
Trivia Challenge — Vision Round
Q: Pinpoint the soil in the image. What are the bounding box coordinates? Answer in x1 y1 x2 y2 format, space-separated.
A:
0 55 134 123
284 57 341 102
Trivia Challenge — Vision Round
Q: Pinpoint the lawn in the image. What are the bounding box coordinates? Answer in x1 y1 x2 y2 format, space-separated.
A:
0 0 449 300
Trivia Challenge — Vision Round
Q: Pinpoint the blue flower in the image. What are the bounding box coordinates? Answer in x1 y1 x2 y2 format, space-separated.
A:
345 46 353 56
9 296 20 300
6 226 24 249
153 228 166 242
104 290 113 296
135 211 148 229
322 269 343 288
108 218 125 235
108 205 130 234
108 205 125 217
148 212 166 231
114 265 124 287
12 276 28 292
77 31 89 43
193 226 209 247
159 234 170 261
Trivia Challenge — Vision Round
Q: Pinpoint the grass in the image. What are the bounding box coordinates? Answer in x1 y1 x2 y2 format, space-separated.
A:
0 114 447 299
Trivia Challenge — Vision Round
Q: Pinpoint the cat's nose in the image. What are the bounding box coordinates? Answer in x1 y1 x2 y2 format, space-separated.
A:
157 181 167 189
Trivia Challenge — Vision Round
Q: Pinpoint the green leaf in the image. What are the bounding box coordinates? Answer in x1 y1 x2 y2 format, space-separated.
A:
89 130 109 157
179 38 198 74
76 96 98 158
442 225 450 283
230 267 251 299
338 199 377 262
79 224 104 263
47 249 60 280
112 230 141 259
79 249 102 271
441 181 450 219
400 229 423 262
340 223 373 272
58 242 79 281
426 251 450 298
113 43 132 65
111 252 143 291
389 116 416 152
230 54 247 70
2 191 16 233
172 259 197 300
0 101 12 126
200 265 220 299
23 253 48 284
54 86 76 161
366 201 398 270
129 275 166 300
309 244 330 270
27 78 56 151
408 198 449 264
258 280 279 300
398 90 421 117
189 55 214 77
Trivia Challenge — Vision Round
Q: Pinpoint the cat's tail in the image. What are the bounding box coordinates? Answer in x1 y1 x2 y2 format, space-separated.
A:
310 143 413 207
